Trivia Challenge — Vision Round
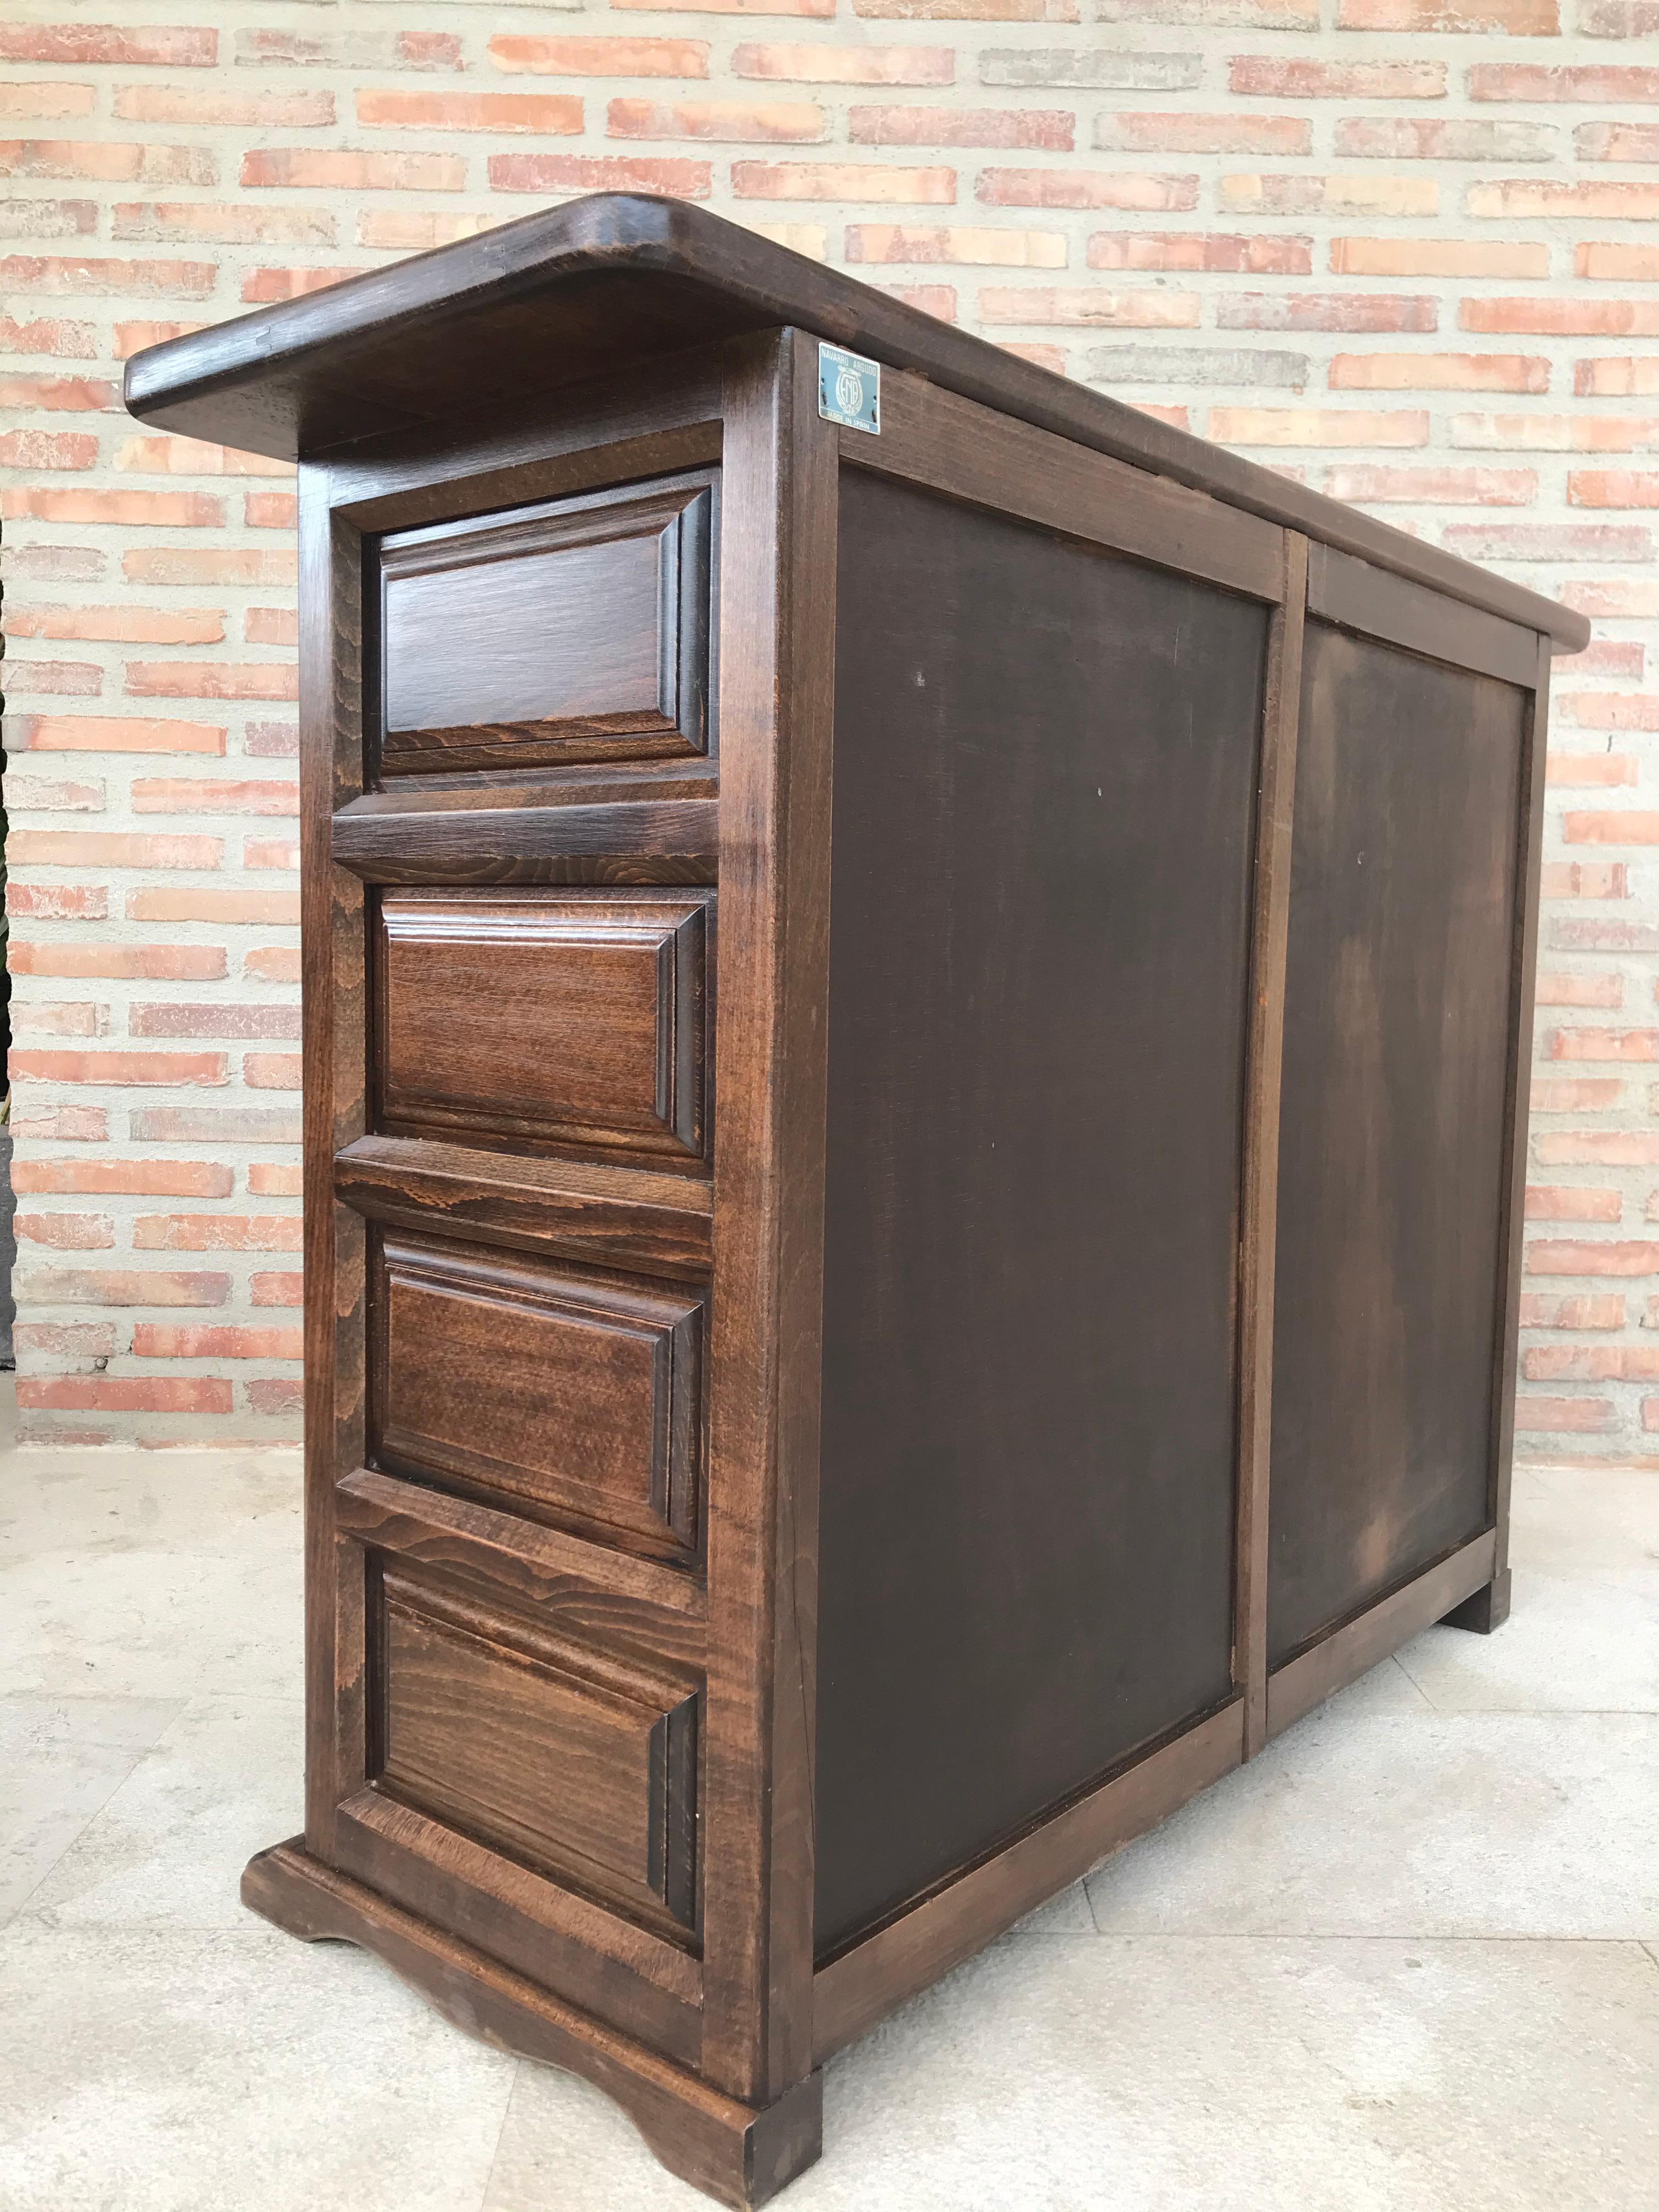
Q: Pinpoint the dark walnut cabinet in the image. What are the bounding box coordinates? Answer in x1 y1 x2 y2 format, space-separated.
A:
124 194 1588 2205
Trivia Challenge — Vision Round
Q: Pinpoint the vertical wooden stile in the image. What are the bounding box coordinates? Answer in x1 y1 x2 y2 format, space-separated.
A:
698 330 838 2105
1236 530 1308 1759
300 470 371 1848
1469 629 1553 1626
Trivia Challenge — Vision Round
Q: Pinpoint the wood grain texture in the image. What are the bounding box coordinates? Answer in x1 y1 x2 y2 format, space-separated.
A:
336 1464 707 1671
377 1566 701 1937
341 760 717 816
813 464 1262 1961
1308 542 1541 691
242 1841 823 2209
698 329 837 2106
299 466 370 1856
812 1700 1244 2063
123 192 1587 652
334 1784 703 2051
371 1233 704 1560
329 360 726 535
374 888 709 1164
332 797 719 889
1266 1530 1497 1737
334 1132 713 1279
854 367 1283 606
1268 624 1526 1669
1237 533 1308 1762
378 475 714 777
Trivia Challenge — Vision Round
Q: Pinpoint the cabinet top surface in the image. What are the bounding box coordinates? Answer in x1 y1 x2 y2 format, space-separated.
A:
123 191 1584 651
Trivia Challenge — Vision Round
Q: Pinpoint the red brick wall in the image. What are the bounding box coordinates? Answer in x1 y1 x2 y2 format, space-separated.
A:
2 0 1656 1455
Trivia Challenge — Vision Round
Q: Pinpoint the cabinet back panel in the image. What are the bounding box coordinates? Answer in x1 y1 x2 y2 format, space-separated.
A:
1268 623 1522 1668
814 468 1265 1956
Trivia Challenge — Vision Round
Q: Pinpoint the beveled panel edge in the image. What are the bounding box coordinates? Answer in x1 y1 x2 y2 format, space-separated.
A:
341 760 718 815
370 888 708 1165
338 1464 707 1652
376 473 716 778
335 1787 704 2010
843 366 1285 608
334 1132 714 1277
373 1231 704 1562
329 379 727 536
332 797 720 888
375 1564 700 1937
811 1698 1244 2064
1265 1527 1498 1742
378 719 691 782
336 1129 715 1217
1308 542 1543 691
378 468 709 570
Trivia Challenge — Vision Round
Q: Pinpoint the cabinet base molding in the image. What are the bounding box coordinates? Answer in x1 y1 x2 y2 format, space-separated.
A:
241 1841 823 2209
1265 1528 1498 1741
812 1697 1244 2064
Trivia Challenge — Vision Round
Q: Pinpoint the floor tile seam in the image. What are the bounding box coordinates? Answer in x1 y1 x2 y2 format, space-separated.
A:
1378 1651 1441 1712
477 2064 528 2212
162 1690 305 1712
0 1756 175 1934
1272 1706 1659 1731
1503 1565 1659 1600
0 1690 188 1720
1363 1700 1659 1715
10 1679 304 1702
1 1903 322 1944
1060 1927 1659 1946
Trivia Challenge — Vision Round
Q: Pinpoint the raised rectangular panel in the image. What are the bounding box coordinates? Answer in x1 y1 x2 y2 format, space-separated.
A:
377 476 713 777
374 889 708 1162
1268 622 1524 1667
372 1233 703 1559
376 1567 699 1936
814 470 1263 1957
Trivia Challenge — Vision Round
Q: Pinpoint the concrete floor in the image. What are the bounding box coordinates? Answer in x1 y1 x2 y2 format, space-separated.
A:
1 1403 1655 2210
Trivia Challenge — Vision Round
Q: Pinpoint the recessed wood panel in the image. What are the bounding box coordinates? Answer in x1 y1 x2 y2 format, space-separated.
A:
374 888 708 1162
371 1233 702 1559
377 476 713 776
814 468 1265 1958
375 1567 699 1935
1268 622 1524 1668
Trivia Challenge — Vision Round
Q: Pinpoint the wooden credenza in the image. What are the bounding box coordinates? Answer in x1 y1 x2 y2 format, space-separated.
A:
123 194 1589 2205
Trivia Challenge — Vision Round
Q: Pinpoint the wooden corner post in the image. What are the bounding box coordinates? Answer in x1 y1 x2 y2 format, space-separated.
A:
297 466 371 1855
1446 627 1553 1637
699 328 837 2123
